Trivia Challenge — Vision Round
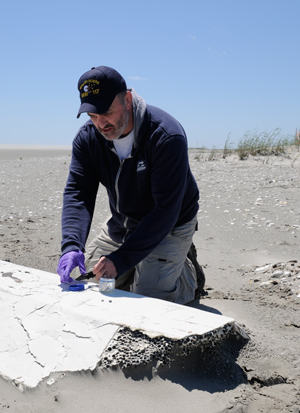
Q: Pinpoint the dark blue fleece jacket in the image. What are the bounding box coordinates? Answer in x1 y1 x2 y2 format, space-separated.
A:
61 91 199 277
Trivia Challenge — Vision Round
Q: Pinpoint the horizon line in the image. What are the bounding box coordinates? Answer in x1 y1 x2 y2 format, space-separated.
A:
0 144 72 150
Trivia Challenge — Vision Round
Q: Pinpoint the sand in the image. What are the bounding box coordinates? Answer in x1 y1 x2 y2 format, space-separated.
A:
0 145 300 412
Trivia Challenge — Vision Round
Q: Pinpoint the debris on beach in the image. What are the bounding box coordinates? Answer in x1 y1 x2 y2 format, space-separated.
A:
0 260 247 390
242 260 300 301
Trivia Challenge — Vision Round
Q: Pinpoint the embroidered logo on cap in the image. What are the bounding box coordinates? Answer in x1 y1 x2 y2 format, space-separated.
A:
79 79 100 99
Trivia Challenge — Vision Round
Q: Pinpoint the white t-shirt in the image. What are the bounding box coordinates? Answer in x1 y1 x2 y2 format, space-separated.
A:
113 129 134 161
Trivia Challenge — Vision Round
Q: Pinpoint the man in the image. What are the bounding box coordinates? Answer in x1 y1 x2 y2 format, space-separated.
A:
57 66 204 304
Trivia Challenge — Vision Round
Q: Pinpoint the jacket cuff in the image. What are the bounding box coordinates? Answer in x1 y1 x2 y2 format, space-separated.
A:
61 245 83 257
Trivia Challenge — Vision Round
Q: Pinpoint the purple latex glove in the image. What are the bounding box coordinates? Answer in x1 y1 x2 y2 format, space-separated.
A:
57 250 86 283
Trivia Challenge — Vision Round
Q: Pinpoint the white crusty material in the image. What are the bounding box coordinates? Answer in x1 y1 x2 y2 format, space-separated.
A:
0 260 244 389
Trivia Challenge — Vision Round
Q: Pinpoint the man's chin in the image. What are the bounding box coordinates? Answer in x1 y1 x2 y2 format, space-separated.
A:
99 130 118 141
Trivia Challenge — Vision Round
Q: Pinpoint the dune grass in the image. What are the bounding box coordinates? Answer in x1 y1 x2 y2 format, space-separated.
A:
192 128 299 162
234 128 297 160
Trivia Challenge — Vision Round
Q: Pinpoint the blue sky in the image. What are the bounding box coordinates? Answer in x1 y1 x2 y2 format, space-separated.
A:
0 0 299 148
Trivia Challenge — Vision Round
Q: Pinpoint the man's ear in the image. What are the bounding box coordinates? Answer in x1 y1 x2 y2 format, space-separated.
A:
125 90 133 109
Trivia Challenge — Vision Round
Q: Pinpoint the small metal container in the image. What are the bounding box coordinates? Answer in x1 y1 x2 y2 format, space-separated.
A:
99 276 115 293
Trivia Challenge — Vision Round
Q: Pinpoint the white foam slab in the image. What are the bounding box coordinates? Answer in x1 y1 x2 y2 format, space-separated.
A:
0 261 241 389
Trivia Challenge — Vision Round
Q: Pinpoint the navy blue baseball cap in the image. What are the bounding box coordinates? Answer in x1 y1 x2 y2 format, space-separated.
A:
77 66 127 118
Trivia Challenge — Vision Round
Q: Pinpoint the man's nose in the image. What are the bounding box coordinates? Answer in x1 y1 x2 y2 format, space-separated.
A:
93 114 107 129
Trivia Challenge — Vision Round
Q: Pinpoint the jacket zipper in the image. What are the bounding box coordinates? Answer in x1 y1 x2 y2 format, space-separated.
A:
122 217 129 242
112 148 132 241
115 160 124 213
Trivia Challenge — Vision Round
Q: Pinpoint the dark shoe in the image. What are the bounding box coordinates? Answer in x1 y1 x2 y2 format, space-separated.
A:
187 243 206 298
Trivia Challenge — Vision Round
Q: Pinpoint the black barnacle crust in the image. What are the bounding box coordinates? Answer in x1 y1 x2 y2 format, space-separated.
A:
98 323 238 370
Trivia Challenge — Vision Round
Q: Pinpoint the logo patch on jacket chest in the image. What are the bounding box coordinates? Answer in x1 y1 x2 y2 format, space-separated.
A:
137 160 146 171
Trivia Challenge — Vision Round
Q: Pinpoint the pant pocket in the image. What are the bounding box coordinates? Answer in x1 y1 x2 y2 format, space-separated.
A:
135 255 178 293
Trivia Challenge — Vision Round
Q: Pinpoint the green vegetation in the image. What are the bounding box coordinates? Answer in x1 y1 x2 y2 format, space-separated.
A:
222 132 234 159
194 145 207 161
235 128 295 160
208 146 217 161
193 128 299 162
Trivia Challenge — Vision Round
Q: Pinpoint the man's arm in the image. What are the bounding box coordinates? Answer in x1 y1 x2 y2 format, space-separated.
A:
61 134 99 255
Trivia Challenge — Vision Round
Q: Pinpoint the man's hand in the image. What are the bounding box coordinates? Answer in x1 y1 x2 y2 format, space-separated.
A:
93 256 117 281
57 250 86 283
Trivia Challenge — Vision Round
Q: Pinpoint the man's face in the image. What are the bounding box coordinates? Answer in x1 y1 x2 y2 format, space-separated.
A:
88 92 132 141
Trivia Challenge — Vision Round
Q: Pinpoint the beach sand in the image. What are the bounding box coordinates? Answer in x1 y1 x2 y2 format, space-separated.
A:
0 146 300 412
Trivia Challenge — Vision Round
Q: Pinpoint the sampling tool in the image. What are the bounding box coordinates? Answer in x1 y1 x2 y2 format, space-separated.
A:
76 271 95 281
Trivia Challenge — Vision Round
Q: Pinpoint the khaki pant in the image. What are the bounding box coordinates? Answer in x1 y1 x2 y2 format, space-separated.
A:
81 216 197 305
